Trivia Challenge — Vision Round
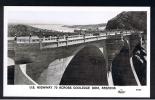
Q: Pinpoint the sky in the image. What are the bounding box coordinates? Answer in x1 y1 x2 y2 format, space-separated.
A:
7 11 122 25
8 11 123 25
5 7 148 25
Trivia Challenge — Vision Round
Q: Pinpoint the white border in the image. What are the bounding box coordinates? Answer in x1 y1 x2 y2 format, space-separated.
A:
3 6 150 97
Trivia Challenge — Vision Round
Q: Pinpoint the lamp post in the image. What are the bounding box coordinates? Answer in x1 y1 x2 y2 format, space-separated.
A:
14 34 17 41
57 35 59 47
29 33 32 43
83 33 86 43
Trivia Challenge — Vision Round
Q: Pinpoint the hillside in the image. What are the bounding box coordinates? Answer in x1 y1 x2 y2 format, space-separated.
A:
8 24 76 37
105 11 147 32
63 23 106 30
8 24 54 37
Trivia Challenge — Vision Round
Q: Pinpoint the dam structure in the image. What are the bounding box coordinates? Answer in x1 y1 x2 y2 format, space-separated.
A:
7 30 146 86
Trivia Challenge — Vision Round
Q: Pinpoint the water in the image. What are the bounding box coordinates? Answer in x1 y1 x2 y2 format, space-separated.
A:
29 24 75 32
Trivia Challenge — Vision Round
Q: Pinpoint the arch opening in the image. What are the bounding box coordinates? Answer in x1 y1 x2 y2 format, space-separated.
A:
7 65 15 85
60 45 108 85
8 57 15 85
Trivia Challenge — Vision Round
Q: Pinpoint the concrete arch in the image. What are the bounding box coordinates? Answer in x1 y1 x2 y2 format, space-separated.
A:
60 45 108 85
37 44 108 85
64 44 106 71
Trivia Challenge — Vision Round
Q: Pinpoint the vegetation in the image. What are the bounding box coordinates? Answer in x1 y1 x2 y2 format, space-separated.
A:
8 24 79 37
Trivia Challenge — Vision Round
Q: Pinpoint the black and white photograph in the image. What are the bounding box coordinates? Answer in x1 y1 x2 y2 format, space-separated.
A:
4 6 150 97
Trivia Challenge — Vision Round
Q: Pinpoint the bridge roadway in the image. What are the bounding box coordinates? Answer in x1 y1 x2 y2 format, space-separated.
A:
7 30 145 86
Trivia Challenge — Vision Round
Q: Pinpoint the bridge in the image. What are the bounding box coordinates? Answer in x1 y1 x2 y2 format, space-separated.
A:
7 30 146 86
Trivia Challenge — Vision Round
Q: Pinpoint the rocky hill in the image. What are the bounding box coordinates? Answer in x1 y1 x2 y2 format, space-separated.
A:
105 11 147 32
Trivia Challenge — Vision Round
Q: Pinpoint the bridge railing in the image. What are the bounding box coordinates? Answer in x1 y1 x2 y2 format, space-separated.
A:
8 30 144 49
41 34 109 48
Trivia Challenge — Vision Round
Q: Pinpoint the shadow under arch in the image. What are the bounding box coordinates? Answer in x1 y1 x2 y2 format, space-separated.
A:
60 45 108 85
